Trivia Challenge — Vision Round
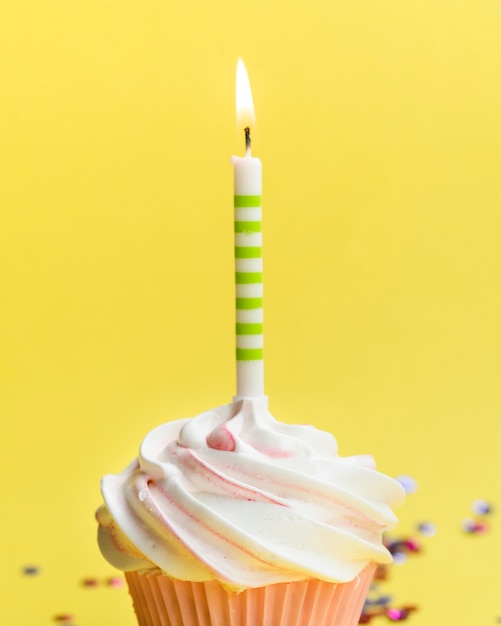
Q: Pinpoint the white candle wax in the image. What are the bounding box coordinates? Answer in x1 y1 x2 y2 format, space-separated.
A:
232 152 264 399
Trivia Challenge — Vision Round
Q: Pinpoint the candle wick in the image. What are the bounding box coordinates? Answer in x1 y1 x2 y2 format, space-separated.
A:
244 126 251 154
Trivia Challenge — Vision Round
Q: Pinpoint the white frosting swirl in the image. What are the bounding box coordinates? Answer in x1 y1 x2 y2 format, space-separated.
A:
97 399 405 590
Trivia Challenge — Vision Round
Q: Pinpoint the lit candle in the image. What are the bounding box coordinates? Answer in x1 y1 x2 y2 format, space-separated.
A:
232 58 264 399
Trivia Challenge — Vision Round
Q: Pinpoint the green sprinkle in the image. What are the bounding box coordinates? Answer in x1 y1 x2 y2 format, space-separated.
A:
234 221 262 234
234 195 261 208
235 271 262 284
236 348 263 360
236 297 263 310
235 247 262 258
236 323 263 335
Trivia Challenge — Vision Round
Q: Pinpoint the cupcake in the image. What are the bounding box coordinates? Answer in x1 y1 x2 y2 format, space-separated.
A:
96 398 405 626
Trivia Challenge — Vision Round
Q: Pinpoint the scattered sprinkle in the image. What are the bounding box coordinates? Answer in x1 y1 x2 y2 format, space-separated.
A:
107 576 125 588
472 520 489 535
461 499 494 535
461 518 490 534
403 538 420 552
81 578 98 588
417 521 436 536
392 552 408 565
21 565 40 576
53 614 75 623
387 607 409 621
461 518 477 533
395 475 417 494
384 537 421 557
360 603 417 623
472 499 492 516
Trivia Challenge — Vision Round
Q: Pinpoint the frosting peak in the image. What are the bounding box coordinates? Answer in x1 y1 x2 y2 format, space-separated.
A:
178 399 337 457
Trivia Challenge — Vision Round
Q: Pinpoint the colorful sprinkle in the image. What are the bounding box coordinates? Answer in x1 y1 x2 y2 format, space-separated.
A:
385 539 399 554
461 518 477 533
472 520 489 534
107 576 125 588
471 499 492 516
387 607 409 621
21 565 40 576
403 538 421 552
392 552 408 565
384 536 421 558
461 518 490 534
395 475 417 494
81 577 98 588
53 614 75 623
417 521 436 536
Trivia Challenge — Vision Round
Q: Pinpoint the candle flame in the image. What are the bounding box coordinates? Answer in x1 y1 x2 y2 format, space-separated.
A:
236 58 255 130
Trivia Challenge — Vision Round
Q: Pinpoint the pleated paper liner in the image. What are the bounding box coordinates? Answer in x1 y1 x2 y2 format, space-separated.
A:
125 563 376 626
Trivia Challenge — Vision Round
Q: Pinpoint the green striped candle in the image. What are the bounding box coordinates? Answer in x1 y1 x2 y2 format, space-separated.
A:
232 60 264 398
231 155 263 398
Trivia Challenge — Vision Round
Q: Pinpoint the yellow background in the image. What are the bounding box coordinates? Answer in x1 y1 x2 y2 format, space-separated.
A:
1 1 500 624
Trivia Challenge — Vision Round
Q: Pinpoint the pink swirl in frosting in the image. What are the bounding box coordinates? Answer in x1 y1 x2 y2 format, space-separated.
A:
97 399 405 590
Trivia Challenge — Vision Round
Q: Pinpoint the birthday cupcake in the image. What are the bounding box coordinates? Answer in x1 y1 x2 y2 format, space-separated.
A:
96 58 404 626
96 398 405 626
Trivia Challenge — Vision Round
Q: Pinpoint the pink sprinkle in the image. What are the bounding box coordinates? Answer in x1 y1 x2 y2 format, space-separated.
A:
107 576 125 588
403 538 421 552
473 521 489 534
387 607 409 621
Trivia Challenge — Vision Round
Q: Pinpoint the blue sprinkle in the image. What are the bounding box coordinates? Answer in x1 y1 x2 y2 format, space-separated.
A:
471 499 492 516
417 521 437 536
396 475 418 494
461 518 476 533
392 552 408 565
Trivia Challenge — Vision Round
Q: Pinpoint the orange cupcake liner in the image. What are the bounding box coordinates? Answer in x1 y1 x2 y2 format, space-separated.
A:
125 563 376 626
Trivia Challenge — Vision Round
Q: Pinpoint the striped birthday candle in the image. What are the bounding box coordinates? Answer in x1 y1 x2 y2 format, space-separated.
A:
232 146 263 398
231 60 264 398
